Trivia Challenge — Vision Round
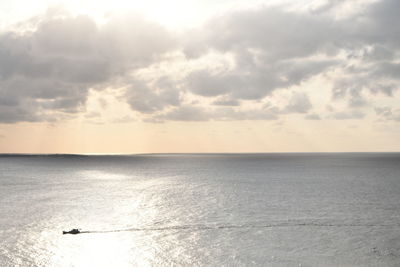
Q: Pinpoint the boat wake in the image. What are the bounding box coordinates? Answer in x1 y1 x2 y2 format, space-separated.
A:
64 221 400 235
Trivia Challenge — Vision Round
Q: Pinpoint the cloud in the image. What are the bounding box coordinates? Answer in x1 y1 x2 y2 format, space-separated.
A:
182 6 341 102
0 11 176 123
152 91 313 122
332 110 365 120
327 0 400 107
184 6 339 61
157 105 279 122
125 77 180 114
212 97 240 106
158 106 210 121
180 0 400 119
304 113 321 120
283 92 312 114
184 58 336 101
1 0 400 124
375 107 400 121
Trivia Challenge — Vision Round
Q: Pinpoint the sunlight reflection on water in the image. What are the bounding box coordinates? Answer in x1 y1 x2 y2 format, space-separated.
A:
1 154 400 266
78 170 130 180
51 233 144 266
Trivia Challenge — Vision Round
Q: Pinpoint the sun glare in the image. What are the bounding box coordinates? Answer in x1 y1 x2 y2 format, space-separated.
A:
57 0 200 28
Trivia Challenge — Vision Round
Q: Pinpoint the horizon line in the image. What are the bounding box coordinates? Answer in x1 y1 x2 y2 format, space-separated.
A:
0 151 399 157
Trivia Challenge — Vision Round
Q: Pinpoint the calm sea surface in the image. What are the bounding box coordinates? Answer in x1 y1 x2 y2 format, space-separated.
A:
1 153 400 266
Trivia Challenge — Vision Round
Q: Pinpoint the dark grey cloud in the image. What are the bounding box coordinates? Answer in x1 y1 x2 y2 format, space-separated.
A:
184 6 339 61
158 106 210 121
311 0 347 14
181 0 400 119
212 97 240 106
185 58 336 100
182 6 341 102
363 45 395 62
0 12 175 123
126 77 180 114
328 0 400 106
157 105 279 122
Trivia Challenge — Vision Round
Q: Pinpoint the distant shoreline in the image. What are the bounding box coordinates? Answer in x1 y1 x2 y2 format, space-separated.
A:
1 152 399 158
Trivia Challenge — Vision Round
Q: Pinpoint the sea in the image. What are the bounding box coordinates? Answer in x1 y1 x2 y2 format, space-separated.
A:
0 153 400 266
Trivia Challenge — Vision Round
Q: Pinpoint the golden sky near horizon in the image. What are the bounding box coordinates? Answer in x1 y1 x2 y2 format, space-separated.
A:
0 0 399 153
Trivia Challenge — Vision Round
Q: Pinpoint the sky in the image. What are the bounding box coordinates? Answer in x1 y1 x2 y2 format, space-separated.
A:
0 0 399 153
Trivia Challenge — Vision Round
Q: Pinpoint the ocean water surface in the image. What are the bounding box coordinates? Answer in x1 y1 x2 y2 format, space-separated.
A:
1 153 400 266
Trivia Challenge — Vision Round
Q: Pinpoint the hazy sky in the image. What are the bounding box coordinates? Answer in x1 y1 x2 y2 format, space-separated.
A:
0 0 399 153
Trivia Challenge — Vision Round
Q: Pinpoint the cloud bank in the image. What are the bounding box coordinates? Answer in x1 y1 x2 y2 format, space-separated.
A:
0 0 399 123
0 11 175 122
